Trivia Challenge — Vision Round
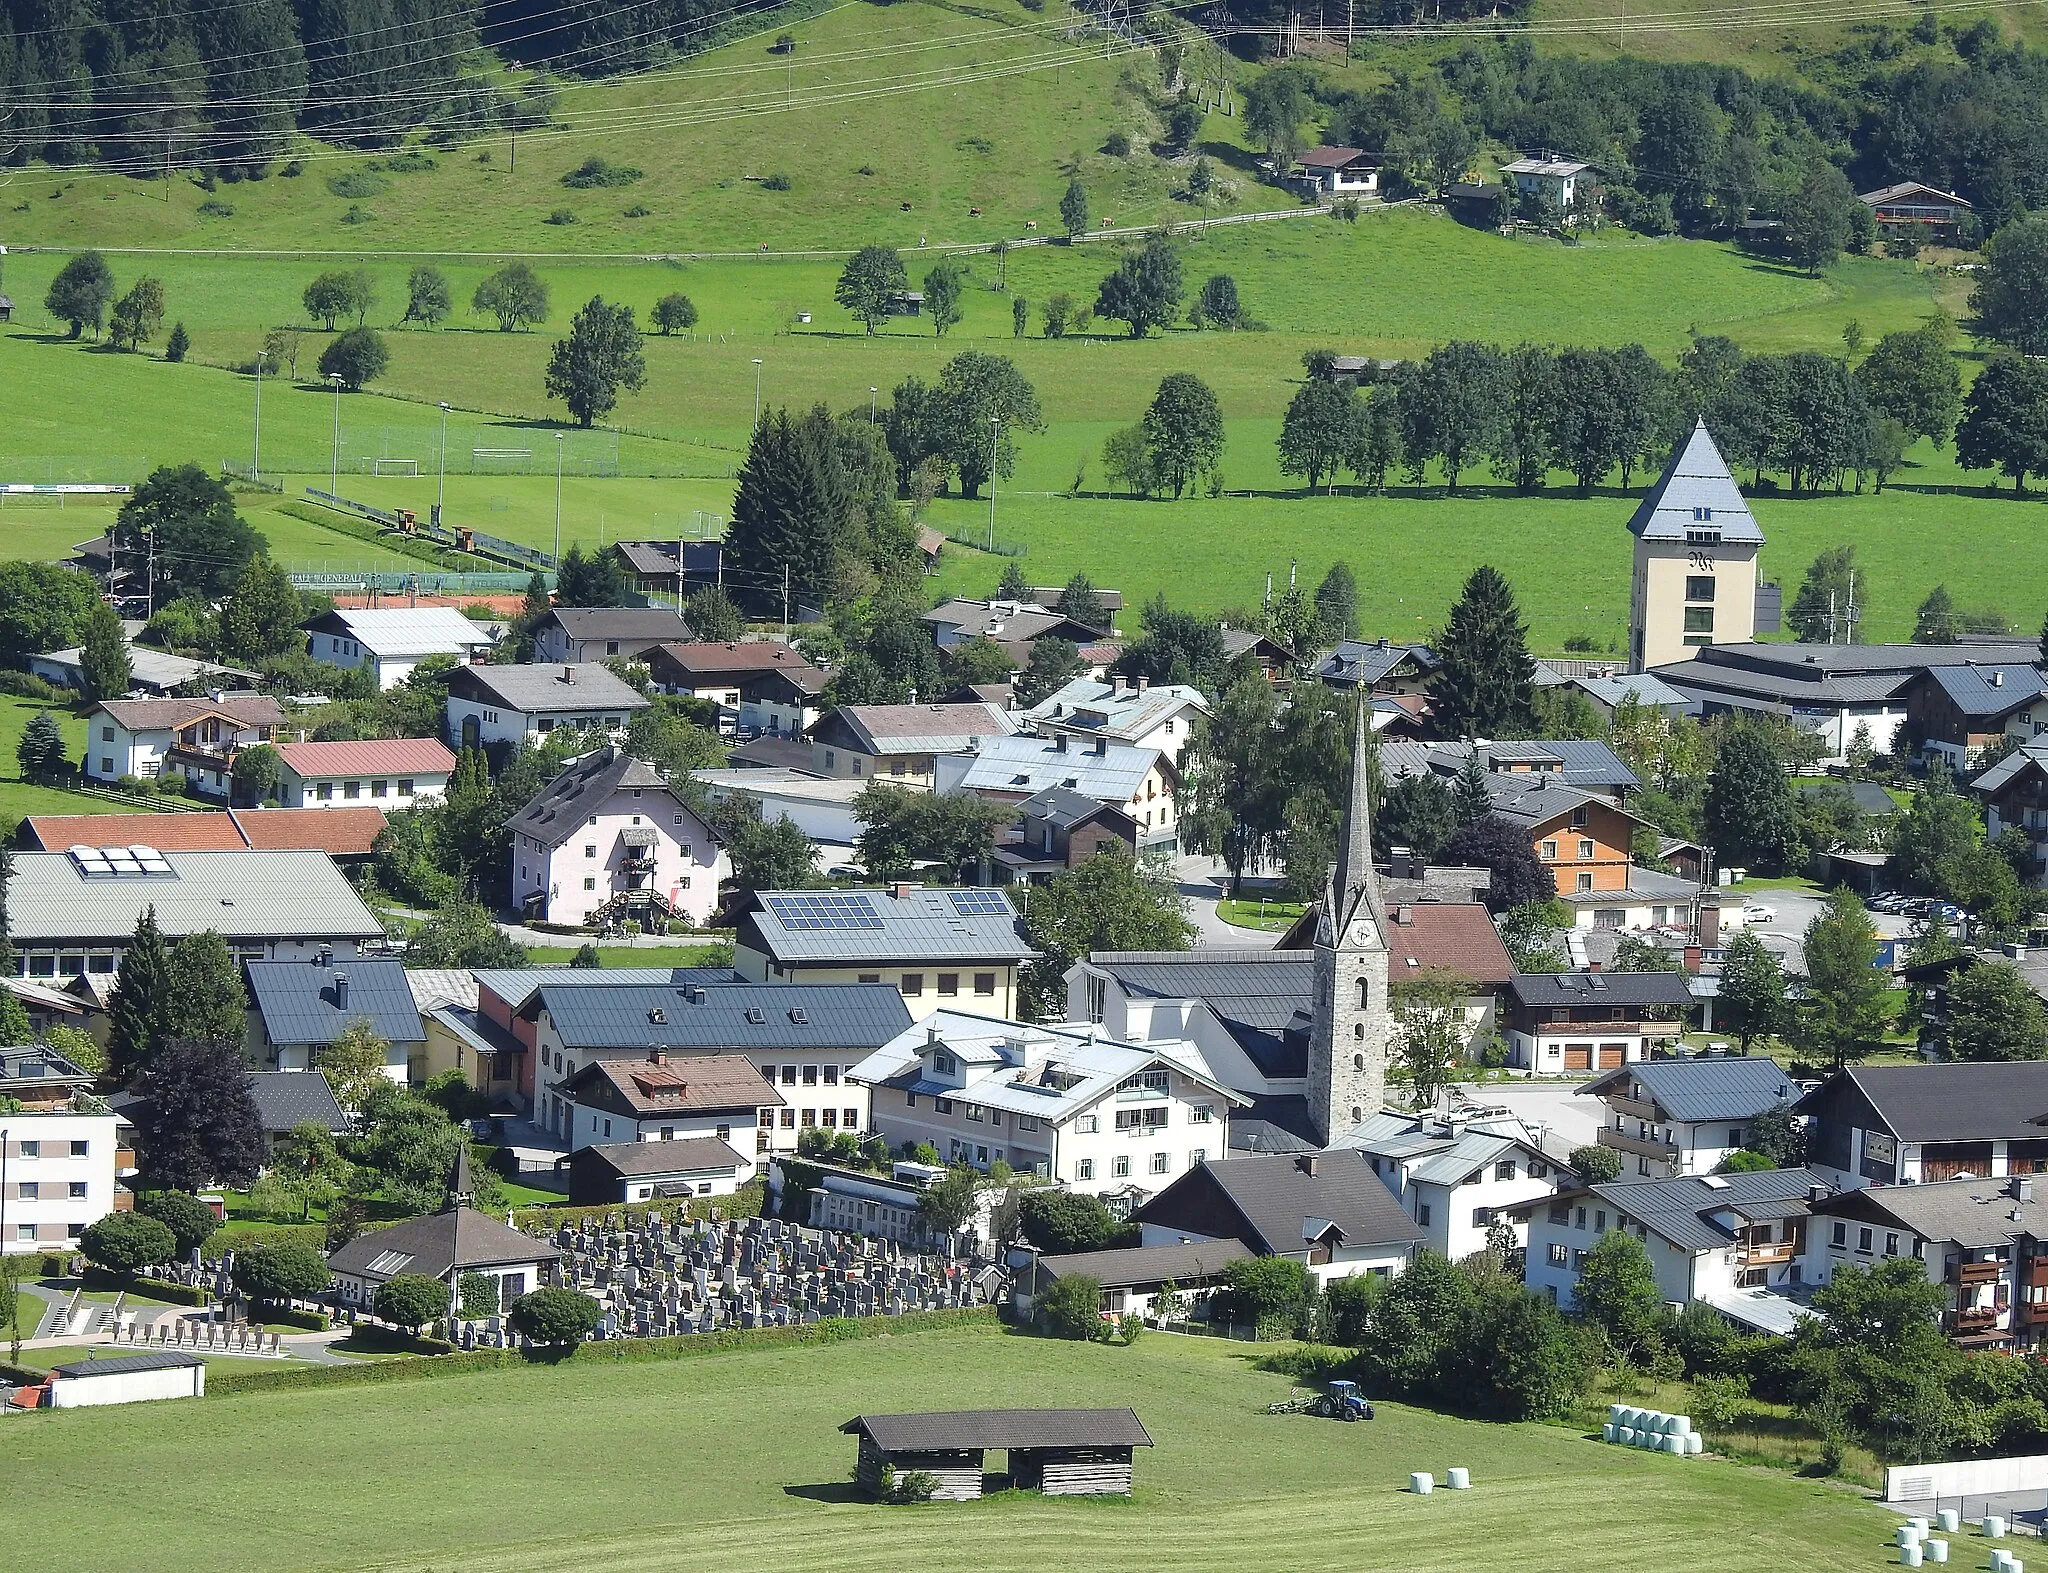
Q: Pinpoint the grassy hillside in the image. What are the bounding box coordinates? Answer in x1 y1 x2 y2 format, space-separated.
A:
1519 0 2048 71
0 1322 1901 1573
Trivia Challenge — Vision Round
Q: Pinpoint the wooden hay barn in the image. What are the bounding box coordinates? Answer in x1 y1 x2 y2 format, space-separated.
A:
840 1408 1154 1500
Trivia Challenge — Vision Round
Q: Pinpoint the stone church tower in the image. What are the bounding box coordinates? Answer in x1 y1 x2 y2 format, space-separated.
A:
1307 713 1393 1146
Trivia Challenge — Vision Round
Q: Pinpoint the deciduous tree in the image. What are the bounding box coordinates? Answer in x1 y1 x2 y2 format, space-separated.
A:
402 266 452 326
1438 815 1554 910
1278 378 1362 492
108 276 166 352
1020 846 1193 1017
46 251 116 338
320 1018 394 1109
651 292 699 335
1970 217 2048 357
1946 961 2048 1061
81 1212 176 1276
375 1273 451 1331
1718 930 1788 1053
544 296 646 427
115 464 262 602
1141 372 1224 498
1793 887 1891 1072
1093 232 1184 339
1956 354 2048 495
471 263 550 332
319 326 389 391
135 1037 267 1191
509 1286 604 1347
922 259 964 337
835 246 907 335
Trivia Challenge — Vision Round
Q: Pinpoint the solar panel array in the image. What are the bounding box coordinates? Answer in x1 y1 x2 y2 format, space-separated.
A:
67 844 177 879
948 889 1013 917
764 892 884 931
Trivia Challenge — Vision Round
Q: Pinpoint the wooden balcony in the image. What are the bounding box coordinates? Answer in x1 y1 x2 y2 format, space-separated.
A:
1951 1306 2003 1334
1742 1240 1797 1265
1598 1128 1678 1161
1954 1260 2001 1286
1603 1093 1661 1122
2027 1258 2048 1290
115 1147 137 1176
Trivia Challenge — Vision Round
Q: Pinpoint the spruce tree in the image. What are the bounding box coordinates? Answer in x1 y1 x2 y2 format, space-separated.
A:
108 906 172 1083
1704 724 1798 874
1452 747 1493 825
162 931 249 1045
727 407 847 611
1426 566 1536 739
80 599 132 701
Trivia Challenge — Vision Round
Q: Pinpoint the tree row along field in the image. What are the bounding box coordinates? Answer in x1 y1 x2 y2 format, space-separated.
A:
6 204 2029 644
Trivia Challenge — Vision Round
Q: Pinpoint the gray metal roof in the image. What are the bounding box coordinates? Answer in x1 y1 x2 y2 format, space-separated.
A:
1553 868 1707 905
246 958 426 1046
49 1351 205 1377
1022 678 1208 741
1020 784 1130 831
1136 1149 1426 1256
540 606 696 641
1565 1166 1827 1253
539 981 912 1052
326 1206 560 1280
244 1070 350 1134
842 1409 1154 1452
1799 1062 2048 1143
948 734 1164 801
741 886 1036 964
1822 1175 2048 1250
473 965 738 1013
577 1137 750 1177
1508 971 1695 1008
1378 739 1638 793
505 746 709 851
309 606 499 657
1571 672 1691 710
1972 743 2048 796
1579 1057 1796 1123
821 702 1015 756
1626 422 1764 545
8 850 383 945
1038 1238 1253 1287
1917 663 2048 720
446 662 651 715
1088 952 1314 1078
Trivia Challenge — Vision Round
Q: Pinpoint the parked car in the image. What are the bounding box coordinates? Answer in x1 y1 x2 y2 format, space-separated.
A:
1741 904 1776 925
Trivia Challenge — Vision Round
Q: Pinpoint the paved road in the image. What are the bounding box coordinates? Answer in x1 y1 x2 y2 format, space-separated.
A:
1726 884 1916 974
1172 853 1287 951
1449 1080 1606 1152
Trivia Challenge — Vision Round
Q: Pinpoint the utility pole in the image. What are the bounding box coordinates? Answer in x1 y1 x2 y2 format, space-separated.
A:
252 350 266 483
554 432 564 563
781 563 790 641
1264 571 1273 609
986 415 999 552
144 528 156 621
329 374 344 495
437 402 450 525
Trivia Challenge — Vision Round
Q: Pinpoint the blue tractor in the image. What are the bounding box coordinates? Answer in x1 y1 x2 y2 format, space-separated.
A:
1314 1380 1373 1421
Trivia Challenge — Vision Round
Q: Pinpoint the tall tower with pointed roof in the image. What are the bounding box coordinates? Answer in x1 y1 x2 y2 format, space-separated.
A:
1306 712 1392 1146
1627 420 1766 672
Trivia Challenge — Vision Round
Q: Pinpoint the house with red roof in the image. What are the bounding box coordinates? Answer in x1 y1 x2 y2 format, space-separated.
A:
273 738 458 809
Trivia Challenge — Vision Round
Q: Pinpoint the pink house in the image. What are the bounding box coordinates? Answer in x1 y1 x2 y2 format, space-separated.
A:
505 746 729 930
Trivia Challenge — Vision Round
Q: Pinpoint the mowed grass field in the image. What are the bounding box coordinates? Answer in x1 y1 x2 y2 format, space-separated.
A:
0 1323 1901 1573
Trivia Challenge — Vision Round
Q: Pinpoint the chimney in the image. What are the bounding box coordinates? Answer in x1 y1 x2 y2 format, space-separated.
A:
1136 676 1150 693
1093 737 1108 756
316 944 333 968
1297 1154 1320 1177
563 665 576 684
1396 905 1414 925
1586 960 1601 973
1110 675 1126 694
892 882 915 900
1054 734 1068 753
1683 944 1703 973
2016 1175 2035 1203
333 971 349 1010
650 1046 668 1066
1993 670 2006 688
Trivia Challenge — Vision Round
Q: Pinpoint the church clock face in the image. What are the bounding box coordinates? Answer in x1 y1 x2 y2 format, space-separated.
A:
1346 919 1378 948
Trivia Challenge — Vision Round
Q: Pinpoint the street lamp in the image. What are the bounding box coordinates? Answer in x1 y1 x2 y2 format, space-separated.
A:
437 402 450 523
554 432 564 562
328 373 345 494
752 359 764 427
869 386 878 425
252 350 267 482
986 415 999 553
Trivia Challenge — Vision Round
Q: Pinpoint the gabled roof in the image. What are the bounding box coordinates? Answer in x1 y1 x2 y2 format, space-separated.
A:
648 639 818 678
306 607 499 657
1019 784 1135 833
816 702 1015 756
575 1136 751 1178
537 607 695 642
7 849 383 944
275 737 457 778
246 957 427 1046
94 695 285 733
22 807 388 856
505 746 706 850
562 1053 780 1115
540 981 911 1053
1299 144 1376 169
1795 1062 2048 1143
922 599 1109 641
1482 774 1644 831
1578 1057 1796 1124
1036 1238 1253 1288
1972 742 2048 797
326 1206 561 1280
244 1069 349 1134
444 662 651 714
1378 739 1638 793
841 1409 1153 1452
1315 640 1440 688
740 886 1036 965
473 964 738 1013
1132 1150 1425 1257
1512 1165 1828 1254
1333 1111 1550 1186
1021 678 1209 741
1913 663 2048 720
1818 1175 2047 1250
1502 156 1593 177
946 733 1167 802
50 1351 204 1377
1507 970 1694 1009
1088 949 1314 1079
1626 422 1764 546
1570 672 1691 710
1859 181 1971 208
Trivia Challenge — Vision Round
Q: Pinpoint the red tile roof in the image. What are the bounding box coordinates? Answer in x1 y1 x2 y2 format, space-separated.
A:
275 738 457 777
1386 903 1516 989
21 807 391 856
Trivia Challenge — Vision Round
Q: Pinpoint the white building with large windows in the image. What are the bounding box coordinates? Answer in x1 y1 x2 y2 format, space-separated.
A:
848 1013 1248 1202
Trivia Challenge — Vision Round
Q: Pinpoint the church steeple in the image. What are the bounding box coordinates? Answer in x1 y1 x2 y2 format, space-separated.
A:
1306 707 1392 1146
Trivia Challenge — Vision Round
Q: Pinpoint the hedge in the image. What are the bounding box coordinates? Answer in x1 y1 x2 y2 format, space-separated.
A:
202 1307 995 1397
267 1307 331 1331
512 1180 765 1234
202 1223 325 1260
81 1268 208 1306
335 1322 451 1356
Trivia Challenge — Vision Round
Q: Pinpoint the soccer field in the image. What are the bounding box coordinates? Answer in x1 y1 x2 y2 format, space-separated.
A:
0 1323 1894 1573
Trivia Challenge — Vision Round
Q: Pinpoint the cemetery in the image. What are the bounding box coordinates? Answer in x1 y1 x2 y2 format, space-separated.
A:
509 1211 996 1348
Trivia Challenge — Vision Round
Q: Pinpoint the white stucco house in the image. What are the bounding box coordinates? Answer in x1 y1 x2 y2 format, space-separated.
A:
1334 1110 1563 1260
504 745 728 929
848 1012 1248 1198
81 695 286 786
273 737 457 809
443 662 651 750
1579 1057 1801 1180
302 607 499 690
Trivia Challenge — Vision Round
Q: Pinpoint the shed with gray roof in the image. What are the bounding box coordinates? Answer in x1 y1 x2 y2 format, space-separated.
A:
842 1408 1153 1499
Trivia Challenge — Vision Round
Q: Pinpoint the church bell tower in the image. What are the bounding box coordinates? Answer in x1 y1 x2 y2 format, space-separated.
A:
1307 712 1392 1145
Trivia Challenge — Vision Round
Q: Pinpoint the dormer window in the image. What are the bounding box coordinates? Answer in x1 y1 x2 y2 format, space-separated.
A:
934 1050 957 1075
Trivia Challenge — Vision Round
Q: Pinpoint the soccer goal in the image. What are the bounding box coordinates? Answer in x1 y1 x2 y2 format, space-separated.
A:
372 458 420 477
471 447 533 475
